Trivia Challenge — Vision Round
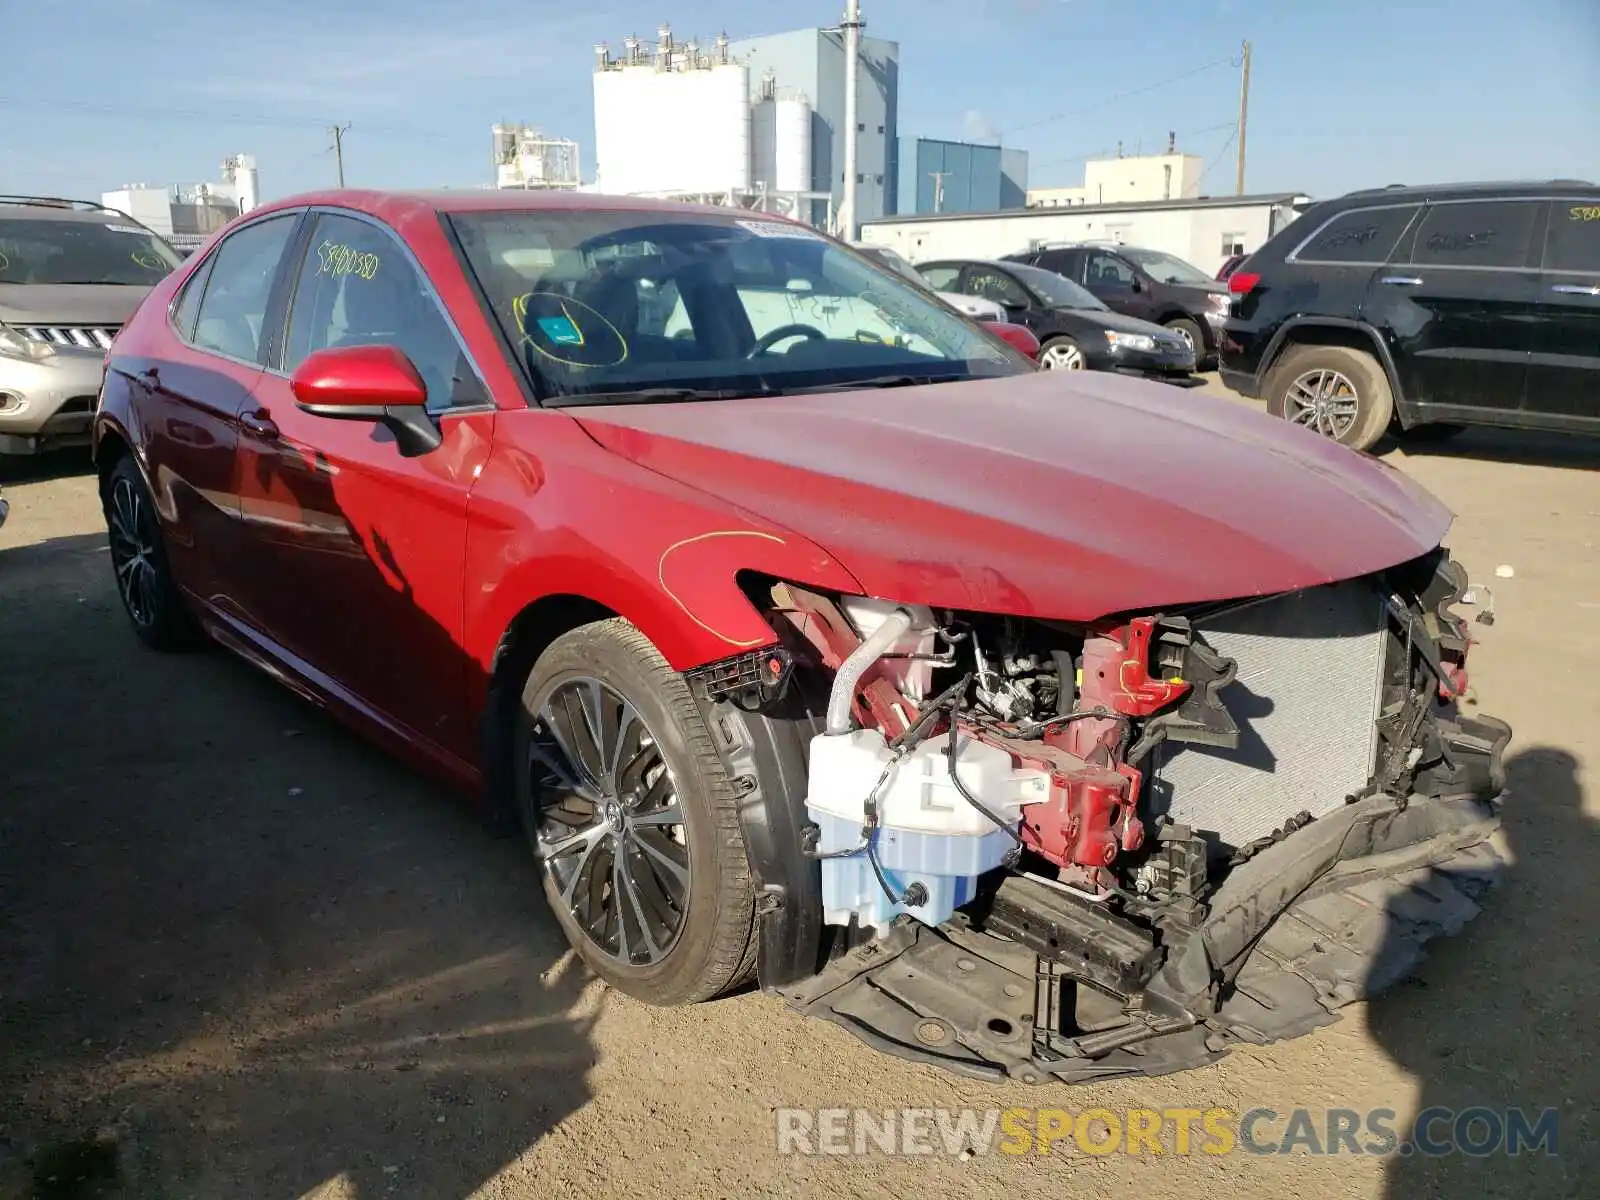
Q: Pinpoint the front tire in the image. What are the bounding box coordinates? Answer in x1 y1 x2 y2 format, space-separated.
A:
514 619 757 1005
1266 344 1395 452
1038 336 1086 371
1163 316 1204 362
101 456 199 651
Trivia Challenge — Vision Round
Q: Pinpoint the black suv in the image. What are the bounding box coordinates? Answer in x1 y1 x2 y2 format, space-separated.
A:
1220 179 1600 451
1003 242 1230 367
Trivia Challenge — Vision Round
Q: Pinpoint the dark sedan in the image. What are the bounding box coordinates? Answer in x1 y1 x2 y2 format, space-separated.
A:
915 258 1197 379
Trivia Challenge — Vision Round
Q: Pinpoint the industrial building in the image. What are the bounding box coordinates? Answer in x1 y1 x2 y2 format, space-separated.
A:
492 124 580 190
858 191 1311 276
102 155 259 253
896 135 1027 217
730 26 899 226
1026 143 1205 209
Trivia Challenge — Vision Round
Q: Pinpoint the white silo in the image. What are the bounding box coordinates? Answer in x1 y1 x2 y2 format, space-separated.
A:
774 94 812 194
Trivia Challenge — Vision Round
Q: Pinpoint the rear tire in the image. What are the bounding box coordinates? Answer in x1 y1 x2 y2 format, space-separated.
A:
1266 344 1394 452
101 456 199 651
514 619 757 1005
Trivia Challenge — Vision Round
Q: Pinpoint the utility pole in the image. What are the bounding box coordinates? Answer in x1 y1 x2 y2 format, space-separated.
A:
329 123 351 187
1235 40 1251 196
838 0 864 240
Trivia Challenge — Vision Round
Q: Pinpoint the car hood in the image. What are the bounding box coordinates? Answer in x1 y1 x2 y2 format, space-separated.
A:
573 370 1452 621
0 284 153 326
1061 306 1176 338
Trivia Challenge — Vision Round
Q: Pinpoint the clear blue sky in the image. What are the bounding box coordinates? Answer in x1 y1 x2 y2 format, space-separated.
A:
4 0 1596 202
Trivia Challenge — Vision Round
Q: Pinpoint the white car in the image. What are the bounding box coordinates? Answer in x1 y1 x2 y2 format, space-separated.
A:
851 243 1007 323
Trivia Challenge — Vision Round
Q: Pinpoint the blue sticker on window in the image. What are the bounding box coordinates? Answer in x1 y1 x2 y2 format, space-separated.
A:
536 315 584 345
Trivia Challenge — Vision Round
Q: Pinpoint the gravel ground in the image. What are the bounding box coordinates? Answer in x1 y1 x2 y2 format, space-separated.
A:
1 381 1597 1198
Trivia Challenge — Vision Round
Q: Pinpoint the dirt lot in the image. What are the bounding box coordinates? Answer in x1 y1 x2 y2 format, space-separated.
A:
2 383 1597 1199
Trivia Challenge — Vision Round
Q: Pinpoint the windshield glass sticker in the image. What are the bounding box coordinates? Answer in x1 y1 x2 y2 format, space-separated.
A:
736 219 822 240
513 292 629 369
131 251 165 270
316 240 380 281
536 314 584 345
103 223 148 235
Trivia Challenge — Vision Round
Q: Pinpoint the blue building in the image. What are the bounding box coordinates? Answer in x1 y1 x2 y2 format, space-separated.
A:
896 136 1029 217
731 28 900 225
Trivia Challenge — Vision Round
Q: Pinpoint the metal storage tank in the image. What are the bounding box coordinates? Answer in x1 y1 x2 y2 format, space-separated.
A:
593 48 750 196
774 94 812 193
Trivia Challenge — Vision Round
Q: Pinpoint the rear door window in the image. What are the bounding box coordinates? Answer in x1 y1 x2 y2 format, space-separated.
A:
1408 200 1542 270
916 264 962 291
190 214 299 363
1033 249 1079 279
1542 199 1600 274
1291 205 1421 265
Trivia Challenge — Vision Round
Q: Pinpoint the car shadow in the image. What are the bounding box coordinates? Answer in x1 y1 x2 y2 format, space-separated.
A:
0 518 600 1196
1378 427 1600 469
0 450 94 486
1369 746 1597 1196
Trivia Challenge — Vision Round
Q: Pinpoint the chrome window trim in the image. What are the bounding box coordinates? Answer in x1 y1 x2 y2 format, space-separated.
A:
1288 195 1571 271
1285 201 1423 268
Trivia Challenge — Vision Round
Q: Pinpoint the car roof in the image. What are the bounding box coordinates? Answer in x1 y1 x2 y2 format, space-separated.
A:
246 188 795 225
1335 179 1595 203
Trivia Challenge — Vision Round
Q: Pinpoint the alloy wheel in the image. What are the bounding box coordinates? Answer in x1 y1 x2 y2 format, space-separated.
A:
1171 326 1196 353
528 677 691 966
1285 368 1361 439
107 475 159 628
1040 341 1085 370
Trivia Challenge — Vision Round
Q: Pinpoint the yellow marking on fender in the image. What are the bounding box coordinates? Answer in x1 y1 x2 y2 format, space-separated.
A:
657 530 787 647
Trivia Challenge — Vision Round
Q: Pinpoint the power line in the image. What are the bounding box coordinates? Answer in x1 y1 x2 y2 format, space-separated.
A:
1003 57 1237 137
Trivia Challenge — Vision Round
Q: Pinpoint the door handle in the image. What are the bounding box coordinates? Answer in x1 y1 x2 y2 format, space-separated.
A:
1380 275 1423 287
135 366 160 389
1550 283 1600 296
239 408 280 439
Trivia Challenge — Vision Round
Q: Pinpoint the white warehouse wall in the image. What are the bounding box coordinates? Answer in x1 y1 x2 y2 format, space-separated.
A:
859 199 1301 275
593 61 751 195
101 187 177 236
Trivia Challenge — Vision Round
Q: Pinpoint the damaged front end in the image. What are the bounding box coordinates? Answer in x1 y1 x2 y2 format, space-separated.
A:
693 547 1511 1083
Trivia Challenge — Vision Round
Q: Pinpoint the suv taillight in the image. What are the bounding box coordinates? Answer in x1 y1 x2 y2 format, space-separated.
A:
1228 271 1261 295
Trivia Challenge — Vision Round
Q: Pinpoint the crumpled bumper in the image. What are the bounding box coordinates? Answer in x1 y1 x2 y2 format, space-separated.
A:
779 714 1510 1084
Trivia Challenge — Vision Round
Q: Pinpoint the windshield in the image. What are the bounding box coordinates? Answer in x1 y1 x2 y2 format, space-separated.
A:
0 218 180 286
449 211 1029 403
1007 262 1106 310
1119 247 1212 286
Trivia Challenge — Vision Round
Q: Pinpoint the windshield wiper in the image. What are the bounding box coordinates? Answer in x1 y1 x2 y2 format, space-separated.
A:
786 374 958 394
555 386 771 407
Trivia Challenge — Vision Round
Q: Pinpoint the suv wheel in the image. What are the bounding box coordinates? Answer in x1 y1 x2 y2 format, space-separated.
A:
1267 345 1394 452
1163 317 1203 360
514 619 757 1005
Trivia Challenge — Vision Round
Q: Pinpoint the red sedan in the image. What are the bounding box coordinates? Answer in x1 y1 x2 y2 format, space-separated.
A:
94 190 1510 1083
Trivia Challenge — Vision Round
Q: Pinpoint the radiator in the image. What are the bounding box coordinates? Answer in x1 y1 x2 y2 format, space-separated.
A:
1148 579 1389 851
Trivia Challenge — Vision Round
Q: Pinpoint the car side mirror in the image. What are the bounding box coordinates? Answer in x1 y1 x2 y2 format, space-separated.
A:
290 345 443 458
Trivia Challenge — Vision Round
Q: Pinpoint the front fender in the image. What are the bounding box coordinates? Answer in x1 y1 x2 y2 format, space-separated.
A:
462 429 865 675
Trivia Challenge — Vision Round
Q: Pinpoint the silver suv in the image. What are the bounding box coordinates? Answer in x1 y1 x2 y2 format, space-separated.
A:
0 196 181 455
